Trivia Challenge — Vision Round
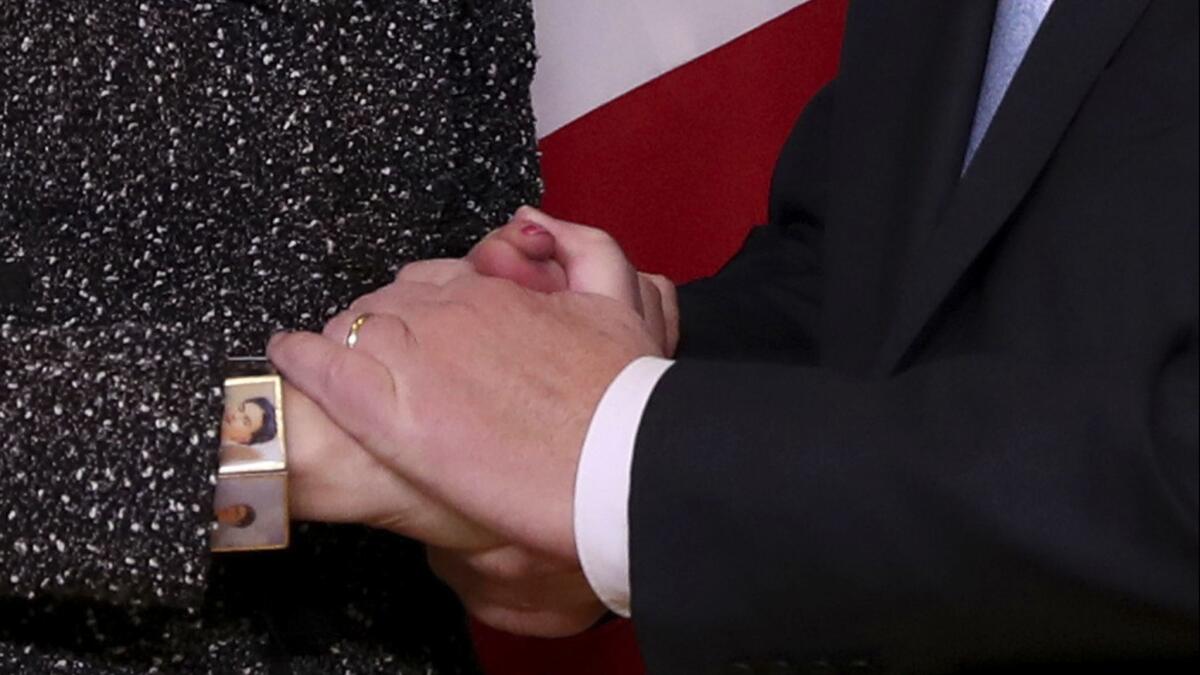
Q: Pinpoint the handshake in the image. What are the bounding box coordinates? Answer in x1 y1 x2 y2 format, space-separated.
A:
269 207 678 637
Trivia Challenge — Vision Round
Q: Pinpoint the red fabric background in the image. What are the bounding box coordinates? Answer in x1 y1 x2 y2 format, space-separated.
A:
538 0 848 284
470 1 847 673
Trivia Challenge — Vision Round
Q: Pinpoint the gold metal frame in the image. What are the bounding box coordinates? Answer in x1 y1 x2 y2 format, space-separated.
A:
212 371 290 553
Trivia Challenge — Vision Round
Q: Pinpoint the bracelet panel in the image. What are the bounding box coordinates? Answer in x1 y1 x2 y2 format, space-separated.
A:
213 358 290 552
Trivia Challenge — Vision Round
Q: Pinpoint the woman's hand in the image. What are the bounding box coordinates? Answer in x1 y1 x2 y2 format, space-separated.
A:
427 544 609 638
285 382 501 551
467 206 680 356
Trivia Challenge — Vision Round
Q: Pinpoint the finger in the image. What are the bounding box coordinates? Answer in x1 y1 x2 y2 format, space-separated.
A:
494 216 558 261
426 546 606 637
514 206 642 313
394 258 477 286
468 234 568 293
468 218 556 264
465 214 559 270
321 281 431 343
641 272 679 356
268 331 402 454
637 275 668 353
321 309 421 373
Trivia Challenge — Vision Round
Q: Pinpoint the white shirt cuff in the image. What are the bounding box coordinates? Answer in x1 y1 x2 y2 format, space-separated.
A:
573 355 675 618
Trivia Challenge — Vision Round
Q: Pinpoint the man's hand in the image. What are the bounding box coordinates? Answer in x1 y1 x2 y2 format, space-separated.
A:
276 209 672 637
269 271 661 561
468 206 680 356
285 382 500 551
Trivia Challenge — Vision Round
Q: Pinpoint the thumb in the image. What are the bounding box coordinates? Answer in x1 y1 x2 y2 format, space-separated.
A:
515 206 643 313
467 220 568 293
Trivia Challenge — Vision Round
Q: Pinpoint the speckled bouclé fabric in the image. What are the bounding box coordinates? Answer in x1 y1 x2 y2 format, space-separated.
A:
0 1 539 672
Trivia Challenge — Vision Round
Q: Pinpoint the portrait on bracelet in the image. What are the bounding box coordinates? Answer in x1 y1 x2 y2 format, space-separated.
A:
219 377 284 471
211 472 288 552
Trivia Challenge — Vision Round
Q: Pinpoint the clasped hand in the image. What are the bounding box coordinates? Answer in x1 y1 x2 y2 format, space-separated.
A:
271 207 678 636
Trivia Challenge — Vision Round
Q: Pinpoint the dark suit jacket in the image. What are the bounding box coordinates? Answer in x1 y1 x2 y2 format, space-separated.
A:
630 1 1198 673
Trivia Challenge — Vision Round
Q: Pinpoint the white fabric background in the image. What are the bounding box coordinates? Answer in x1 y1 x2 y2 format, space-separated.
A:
531 0 810 137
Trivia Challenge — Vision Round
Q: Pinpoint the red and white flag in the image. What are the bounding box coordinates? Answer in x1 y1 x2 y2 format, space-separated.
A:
530 0 847 283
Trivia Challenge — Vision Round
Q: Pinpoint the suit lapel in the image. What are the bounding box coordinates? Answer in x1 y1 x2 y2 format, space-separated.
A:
820 0 996 374
877 0 1152 372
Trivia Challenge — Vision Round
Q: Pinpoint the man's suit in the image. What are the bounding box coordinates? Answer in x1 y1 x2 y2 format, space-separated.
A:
630 1 1198 672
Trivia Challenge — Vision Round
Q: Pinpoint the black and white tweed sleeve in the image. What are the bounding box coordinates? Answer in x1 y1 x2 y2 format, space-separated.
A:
0 317 224 609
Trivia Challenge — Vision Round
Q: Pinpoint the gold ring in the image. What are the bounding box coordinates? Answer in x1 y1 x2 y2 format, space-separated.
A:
345 313 373 349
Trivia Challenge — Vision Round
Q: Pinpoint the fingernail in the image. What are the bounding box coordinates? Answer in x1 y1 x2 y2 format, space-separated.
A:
521 222 548 236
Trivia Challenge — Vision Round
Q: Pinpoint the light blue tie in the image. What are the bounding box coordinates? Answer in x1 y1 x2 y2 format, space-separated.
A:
962 0 1055 170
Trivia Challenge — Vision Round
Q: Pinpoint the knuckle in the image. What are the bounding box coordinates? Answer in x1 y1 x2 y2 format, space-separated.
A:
395 258 463 282
513 205 539 221
395 260 437 282
427 547 536 588
346 289 380 313
471 549 538 584
477 226 504 243
444 258 473 277
394 262 420 281
467 240 503 272
266 333 299 365
476 234 505 252
321 311 351 341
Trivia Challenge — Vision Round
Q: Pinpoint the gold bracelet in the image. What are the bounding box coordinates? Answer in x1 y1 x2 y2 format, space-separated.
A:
211 357 290 553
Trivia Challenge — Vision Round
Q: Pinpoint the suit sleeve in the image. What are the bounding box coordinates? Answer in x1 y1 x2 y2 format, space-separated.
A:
0 309 225 608
674 83 834 364
628 346 1199 672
